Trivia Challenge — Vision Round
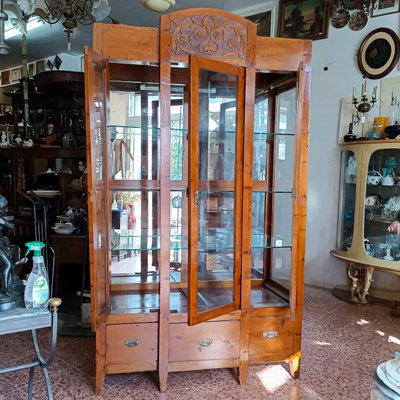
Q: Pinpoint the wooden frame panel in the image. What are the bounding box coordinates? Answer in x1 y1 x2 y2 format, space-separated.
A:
188 55 245 326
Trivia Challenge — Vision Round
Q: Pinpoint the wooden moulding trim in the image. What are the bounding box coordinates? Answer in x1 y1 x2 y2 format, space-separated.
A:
106 363 157 374
248 352 294 364
106 313 159 324
168 310 241 323
108 180 160 191
168 359 240 372
250 307 291 317
93 23 159 63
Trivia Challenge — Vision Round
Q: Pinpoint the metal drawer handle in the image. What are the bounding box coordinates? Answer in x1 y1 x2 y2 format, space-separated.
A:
124 339 140 347
197 338 213 347
263 331 278 339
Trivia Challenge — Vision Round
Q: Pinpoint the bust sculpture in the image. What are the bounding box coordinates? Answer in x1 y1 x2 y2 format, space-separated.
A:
0 195 26 311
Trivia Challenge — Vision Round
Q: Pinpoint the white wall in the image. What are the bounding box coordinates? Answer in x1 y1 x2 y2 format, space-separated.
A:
306 14 400 291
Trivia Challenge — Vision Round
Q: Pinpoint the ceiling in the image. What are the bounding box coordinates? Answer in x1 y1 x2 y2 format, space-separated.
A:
2 0 272 71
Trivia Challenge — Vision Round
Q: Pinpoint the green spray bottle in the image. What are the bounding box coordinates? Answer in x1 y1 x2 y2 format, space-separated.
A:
24 241 50 308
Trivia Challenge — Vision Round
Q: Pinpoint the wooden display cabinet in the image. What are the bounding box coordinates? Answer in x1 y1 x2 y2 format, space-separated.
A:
332 140 400 303
84 8 311 393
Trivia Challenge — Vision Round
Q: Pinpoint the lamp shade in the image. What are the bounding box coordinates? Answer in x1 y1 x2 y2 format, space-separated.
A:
92 0 111 21
140 0 176 13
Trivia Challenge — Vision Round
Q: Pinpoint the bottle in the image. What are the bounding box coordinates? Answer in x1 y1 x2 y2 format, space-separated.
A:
24 241 50 309
343 122 357 142
128 204 136 230
365 122 382 140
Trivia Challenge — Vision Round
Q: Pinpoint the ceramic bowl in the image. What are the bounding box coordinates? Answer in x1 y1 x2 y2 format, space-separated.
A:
51 223 75 235
385 125 400 139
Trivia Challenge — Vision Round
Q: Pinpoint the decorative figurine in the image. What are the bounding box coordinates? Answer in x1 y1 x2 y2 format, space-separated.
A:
0 195 26 311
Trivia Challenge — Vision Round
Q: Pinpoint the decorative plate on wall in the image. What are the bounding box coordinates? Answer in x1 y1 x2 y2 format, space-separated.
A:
331 9 350 28
349 11 368 31
357 28 400 79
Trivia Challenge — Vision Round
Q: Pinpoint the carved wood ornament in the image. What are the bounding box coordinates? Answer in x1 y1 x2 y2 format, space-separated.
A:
170 15 247 59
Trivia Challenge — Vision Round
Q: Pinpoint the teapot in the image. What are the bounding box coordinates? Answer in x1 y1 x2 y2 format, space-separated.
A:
367 170 382 185
382 175 395 186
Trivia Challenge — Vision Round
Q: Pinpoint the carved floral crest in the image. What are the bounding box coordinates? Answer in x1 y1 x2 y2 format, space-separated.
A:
170 15 247 59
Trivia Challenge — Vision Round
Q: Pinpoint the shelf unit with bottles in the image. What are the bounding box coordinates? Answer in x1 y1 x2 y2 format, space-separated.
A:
84 9 311 394
331 140 400 303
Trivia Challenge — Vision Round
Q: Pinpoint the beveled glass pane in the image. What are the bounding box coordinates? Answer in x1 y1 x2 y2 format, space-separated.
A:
110 190 160 283
364 148 400 261
198 69 237 181
109 88 161 180
337 150 356 252
197 191 235 312
194 67 238 313
251 192 293 281
253 95 268 180
170 190 188 284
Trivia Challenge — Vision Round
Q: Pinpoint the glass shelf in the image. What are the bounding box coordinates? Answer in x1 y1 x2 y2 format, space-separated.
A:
251 233 292 249
111 229 188 251
107 126 294 139
254 131 295 138
108 125 187 139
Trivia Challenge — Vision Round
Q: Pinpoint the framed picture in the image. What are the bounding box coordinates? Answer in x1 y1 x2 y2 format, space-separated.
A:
357 28 400 79
278 0 329 40
239 4 277 37
28 62 36 78
372 0 400 17
11 68 21 83
1 70 10 85
36 59 46 74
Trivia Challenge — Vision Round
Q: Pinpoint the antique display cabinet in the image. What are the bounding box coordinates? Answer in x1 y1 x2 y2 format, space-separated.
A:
84 8 311 393
332 140 400 303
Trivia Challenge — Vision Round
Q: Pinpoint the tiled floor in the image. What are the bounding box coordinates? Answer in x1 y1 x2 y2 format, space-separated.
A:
0 285 399 400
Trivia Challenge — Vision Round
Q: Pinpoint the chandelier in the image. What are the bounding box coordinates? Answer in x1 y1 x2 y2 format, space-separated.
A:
17 0 113 50
0 0 9 54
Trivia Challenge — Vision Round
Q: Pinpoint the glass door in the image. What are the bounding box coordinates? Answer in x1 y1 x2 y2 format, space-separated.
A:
188 55 244 325
251 76 297 308
84 47 109 329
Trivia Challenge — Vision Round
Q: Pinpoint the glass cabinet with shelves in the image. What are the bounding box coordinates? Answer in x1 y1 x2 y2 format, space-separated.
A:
332 140 400 303
85 8 311 394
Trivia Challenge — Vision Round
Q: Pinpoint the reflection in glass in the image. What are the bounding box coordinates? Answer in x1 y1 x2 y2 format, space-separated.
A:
195 68 238 313
338 151 356 251
110 190 160 282
253 95 268 180
364 148 400 260
198 69 237 182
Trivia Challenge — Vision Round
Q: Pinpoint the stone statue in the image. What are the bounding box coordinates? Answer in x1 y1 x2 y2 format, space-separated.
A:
0 195 26 311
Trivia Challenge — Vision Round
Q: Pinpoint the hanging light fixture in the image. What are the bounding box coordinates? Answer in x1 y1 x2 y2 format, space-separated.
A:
140 0 176 13
16 0 113 51
0 0 10 55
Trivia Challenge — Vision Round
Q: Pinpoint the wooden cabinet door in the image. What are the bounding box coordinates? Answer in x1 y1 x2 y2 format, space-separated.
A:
188 55 245 325
84 47 110 330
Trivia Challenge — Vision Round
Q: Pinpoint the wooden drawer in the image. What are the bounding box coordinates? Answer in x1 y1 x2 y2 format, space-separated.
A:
169 321 240 362
249 317 293 356
106 323 158 369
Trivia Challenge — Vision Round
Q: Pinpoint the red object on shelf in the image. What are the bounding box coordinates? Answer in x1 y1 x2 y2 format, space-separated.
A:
128 205 136 230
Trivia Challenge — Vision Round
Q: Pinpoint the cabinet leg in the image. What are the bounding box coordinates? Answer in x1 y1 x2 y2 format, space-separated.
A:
95 365 105 396
288 352 301 378
360 266 374 304
239 362 248 385
95 324 106 395
159 372 168 393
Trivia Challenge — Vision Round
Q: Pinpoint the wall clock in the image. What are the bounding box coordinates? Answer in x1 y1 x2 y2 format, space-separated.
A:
357 28 400 80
